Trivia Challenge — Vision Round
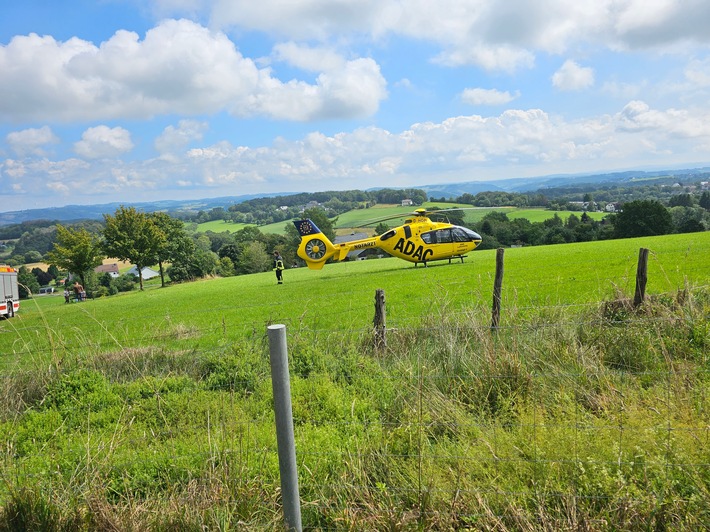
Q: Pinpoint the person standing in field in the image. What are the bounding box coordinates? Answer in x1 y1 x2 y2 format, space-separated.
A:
73 281 84 301
273 251 284 284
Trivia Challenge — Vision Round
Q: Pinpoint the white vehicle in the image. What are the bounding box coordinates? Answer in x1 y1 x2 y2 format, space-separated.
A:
1 266 20 318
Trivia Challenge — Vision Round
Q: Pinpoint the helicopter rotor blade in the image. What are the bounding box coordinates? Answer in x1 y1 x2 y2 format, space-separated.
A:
343 206 487 229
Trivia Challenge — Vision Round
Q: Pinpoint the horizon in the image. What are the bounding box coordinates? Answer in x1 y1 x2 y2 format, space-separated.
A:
2 1 710 211
2 163 710 220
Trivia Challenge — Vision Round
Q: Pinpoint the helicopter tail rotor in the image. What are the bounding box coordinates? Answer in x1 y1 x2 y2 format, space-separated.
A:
293 219 338 270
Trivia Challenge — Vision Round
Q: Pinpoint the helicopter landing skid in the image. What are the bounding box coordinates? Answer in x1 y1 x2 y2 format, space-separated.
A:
414 255 467 267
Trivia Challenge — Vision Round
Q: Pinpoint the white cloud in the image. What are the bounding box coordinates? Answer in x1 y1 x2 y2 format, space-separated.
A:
74 126 135 159
461 88 519 106
5 100 710 207
6 126 59 156
272 42 345 72
0 19 387 123
196 0 710 71
552 60 594 91
155 119 208 156
250 57 387 121
616 100 710 138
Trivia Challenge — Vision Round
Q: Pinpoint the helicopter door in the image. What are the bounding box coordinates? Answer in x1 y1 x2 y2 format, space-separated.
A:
432 229 454 259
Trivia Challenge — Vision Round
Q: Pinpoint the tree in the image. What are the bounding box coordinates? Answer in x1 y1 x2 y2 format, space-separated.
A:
668 193 694 208
149 212 193 287
103 206 163 290
31 267 54 286
700 191 710 210
238 241 271 274
46 225 104 289
614 200 673 239
374 222 390 236
17 266 40 299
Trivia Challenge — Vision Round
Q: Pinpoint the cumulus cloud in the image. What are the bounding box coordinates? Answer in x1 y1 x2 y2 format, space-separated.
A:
552 60 594 91
461 88 519 106
196 0 710 71
155 119 208 156
0 19 387 123
6 126 59 156
74 126 134 159
6 100 708 207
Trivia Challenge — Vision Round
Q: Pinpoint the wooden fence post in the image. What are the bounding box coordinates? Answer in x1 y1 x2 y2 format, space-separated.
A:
374 289 386 349
491 248 505 330
633 247 649 307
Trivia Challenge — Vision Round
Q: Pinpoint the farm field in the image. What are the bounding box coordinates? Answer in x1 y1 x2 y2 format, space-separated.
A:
1 231 708 529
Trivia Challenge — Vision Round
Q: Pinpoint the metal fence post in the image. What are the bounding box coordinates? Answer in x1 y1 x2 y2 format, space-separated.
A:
267 324 302 532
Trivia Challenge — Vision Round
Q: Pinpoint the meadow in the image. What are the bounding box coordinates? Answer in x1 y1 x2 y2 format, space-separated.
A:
0 232 708 529
195 204 609 235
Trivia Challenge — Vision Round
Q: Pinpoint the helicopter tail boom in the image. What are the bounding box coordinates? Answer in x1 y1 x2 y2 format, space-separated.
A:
294 219 380 269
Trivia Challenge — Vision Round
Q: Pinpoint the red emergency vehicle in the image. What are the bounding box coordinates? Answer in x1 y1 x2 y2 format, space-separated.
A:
1 266 20 318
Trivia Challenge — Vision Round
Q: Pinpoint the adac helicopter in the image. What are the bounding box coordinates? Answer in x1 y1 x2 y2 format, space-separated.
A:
293 208 483 270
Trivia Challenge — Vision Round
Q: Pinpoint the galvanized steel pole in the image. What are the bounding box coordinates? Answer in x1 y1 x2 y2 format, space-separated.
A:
267 324 302 532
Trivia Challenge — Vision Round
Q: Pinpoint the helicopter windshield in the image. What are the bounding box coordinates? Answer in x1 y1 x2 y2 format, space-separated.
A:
452 227 482 242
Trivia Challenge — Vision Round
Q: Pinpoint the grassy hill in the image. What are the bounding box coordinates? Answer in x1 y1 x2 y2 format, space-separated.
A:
196 205 608 235
1 232 708 529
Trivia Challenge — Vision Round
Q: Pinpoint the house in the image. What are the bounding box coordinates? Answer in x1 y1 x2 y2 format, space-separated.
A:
401 199 413 207
126 266 160 280
94 263 120 278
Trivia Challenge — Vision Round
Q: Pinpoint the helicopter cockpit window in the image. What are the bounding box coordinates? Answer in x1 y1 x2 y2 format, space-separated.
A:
421 231 434 244
452 227 473 242
455 227 482 241
437 229 453 243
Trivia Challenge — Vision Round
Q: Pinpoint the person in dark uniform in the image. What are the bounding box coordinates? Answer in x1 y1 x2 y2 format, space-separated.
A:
273 251 284 284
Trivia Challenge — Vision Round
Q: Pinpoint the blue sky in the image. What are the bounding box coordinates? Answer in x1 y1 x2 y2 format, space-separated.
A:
2 0 710 211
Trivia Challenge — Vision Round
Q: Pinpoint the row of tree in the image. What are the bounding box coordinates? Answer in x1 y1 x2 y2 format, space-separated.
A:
33 206 336 298
47 207 195 292
470 199 707 249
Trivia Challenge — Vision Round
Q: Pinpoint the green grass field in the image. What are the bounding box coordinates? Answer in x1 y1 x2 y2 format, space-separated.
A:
195 219 289 234
3 231 707 369
1 232 708 529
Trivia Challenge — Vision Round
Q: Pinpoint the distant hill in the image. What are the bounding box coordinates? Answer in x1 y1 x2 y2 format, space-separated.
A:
2 166 708 225
0 193 294 226
418 167 710 196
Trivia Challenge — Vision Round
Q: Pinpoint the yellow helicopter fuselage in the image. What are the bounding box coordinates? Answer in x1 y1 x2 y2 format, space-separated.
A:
294 215 482 270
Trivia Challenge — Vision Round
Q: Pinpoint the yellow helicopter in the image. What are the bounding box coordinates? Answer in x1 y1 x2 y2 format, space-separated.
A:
294 208 482 270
